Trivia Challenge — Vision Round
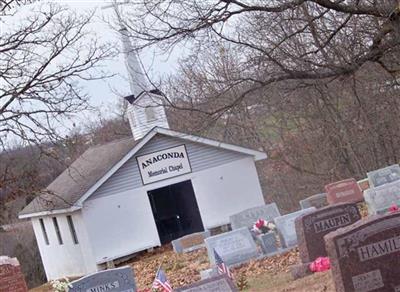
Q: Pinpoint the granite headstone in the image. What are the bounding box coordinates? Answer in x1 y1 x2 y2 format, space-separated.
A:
257 232 278 255
273 207 316 248
0 256 28 292
295 203 361 263
364 180 400 215
299 193 328 209
325 178 363 205
205 227 258 266
325 212 400 292
172 231 211 253
229 203 281 230
69 266 136 292
367 164 400 188
175 275 238 292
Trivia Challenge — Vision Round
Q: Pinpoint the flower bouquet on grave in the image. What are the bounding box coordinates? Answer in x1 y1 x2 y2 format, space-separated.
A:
309 257 330 273
252 219 276 235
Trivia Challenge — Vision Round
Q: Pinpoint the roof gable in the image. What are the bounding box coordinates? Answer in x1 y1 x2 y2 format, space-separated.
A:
89 133 249 200
19 138 138 217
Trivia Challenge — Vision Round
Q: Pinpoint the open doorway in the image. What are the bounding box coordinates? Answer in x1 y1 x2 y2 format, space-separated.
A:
147 180 204 244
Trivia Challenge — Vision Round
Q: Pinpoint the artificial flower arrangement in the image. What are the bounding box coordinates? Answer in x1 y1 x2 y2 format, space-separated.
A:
51 277 72 292
388 203 400 213
252 219 276 234
309 257 330 272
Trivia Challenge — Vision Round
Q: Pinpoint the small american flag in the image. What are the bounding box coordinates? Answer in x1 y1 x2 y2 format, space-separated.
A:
152 268 173 292
214 249 233 279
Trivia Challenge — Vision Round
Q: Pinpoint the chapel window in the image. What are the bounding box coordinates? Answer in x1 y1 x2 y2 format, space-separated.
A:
67 215 79 244
39 218 49 245
52 217 63 245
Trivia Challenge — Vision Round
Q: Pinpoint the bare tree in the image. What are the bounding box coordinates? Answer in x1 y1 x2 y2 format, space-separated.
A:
0 1 114 147
117 0 400 210
118 1 400 110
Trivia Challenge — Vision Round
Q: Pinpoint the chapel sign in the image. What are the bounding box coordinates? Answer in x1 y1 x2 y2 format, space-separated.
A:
137 145 191 185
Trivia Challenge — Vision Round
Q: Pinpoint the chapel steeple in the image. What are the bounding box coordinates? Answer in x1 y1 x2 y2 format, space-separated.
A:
119 27 170 140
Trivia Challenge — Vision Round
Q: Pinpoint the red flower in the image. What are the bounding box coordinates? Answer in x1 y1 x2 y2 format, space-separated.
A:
388 204 399 213
309 257 330 272
255 219 265 229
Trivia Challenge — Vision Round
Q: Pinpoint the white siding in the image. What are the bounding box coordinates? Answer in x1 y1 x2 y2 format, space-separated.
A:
129 93 169 140
192 157 265 228
82 188 160 263
90 134 247 199
31 212 97 280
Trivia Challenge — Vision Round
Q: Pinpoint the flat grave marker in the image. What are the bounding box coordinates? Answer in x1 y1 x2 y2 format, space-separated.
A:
357 178 370 192
325 212 400 292
295 203 361 263
273 207 316 248
299 193 328 209
175 275 238 292
364 180 400 215
69 266 136 292
205 227 258 266
325 178 363 205
229 203 281 230
367 164 400 188
0 256 28 292
172 231 210 253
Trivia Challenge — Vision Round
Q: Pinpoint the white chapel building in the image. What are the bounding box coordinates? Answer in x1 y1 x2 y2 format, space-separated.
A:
19 27 267 281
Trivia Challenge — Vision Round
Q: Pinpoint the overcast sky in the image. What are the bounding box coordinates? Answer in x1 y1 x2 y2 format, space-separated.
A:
6 0 181 136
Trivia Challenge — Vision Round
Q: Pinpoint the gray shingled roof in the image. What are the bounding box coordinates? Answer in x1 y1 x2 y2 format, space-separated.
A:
19 138 138 216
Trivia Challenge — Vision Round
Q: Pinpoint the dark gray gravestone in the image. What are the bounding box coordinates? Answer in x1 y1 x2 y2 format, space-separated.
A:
364 180 400 215
299 193 328 209
229 203 281 230
367 164 400 188
295 203 361 263
325 212 400 292
69 266 136 292
205 227 258 266
274 207 316 248
175 275 238 292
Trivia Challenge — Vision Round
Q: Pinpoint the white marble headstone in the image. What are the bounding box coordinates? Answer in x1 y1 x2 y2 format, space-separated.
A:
205 227 258 266
364 180 400 215
229 203 281 230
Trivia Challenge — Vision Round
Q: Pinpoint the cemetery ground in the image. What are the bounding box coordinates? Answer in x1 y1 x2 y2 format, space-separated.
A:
29 246 336 292
28 203 370 291
26 203 369 291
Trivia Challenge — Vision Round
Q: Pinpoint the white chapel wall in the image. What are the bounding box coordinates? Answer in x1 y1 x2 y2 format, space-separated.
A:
82 188 160 263
191 156 265 228
82 156 265 261
31 212 97 280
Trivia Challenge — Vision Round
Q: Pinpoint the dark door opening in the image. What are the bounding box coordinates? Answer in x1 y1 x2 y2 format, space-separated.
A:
148 180 204 244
